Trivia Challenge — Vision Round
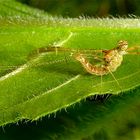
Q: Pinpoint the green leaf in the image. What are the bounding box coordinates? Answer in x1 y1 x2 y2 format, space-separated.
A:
0 0 140 126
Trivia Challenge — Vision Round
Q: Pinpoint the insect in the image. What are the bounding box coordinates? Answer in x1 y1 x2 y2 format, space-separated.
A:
45 40 140 76
44 40 140 90
74 40 130 76
0 39 139 85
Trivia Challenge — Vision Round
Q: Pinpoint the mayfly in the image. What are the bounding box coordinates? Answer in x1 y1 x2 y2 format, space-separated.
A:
45 40 140 76
74 40 138 75
43 40 140 90
0 39 139 84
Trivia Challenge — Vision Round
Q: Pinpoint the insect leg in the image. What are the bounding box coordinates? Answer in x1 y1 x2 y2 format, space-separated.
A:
100 50 104 94
107 68 122 91
100 74 103 94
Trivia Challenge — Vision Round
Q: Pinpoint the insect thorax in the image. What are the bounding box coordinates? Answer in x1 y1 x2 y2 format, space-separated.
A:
105 50 123 72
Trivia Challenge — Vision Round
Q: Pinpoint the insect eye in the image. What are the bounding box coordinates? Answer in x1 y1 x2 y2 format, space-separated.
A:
118 40 128 47
118 40 128 51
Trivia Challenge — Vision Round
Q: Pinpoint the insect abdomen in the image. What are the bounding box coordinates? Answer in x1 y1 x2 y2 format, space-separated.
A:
75 54 109 75
86 63 109 75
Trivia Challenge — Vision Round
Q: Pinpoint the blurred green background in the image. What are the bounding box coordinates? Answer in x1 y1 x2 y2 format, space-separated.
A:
17 0 139 17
